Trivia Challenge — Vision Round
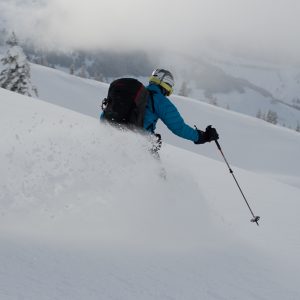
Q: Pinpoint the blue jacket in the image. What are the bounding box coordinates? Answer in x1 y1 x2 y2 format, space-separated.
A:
144 84 201 142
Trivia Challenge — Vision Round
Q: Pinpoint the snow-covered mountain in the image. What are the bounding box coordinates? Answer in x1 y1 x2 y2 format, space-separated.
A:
160 51 300 130
0 62 300 299
1 34 300 130
34 49 300 130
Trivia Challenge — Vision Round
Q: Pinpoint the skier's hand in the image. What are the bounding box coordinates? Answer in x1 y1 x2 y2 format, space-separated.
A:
203 125 219 142
194 125 219 144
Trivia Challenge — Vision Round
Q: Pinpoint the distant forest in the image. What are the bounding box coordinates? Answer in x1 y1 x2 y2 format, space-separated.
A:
26 47 155 81
0 29 155 81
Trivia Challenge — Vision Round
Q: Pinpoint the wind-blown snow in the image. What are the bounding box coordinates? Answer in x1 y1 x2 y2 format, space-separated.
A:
1 83 300 299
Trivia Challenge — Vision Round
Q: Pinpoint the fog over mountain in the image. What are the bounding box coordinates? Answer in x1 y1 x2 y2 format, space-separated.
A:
1 0 300 64
1 0 300 131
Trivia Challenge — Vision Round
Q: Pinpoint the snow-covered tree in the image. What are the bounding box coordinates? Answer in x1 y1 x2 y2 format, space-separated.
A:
207 95 218 106
69 63 75 75
93 71 105 82
256 109 262 119
6 31 18 47
265 110 278 125
78 64 88 78
296 121 300 132
0 32 38 97
178 81 190 97
0 28 7 46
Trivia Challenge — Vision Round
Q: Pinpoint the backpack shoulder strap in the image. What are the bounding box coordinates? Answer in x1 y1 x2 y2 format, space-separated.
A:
145 91 157 133
149 91 155 113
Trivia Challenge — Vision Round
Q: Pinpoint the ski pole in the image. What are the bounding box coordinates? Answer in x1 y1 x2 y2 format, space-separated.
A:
215 140 260 226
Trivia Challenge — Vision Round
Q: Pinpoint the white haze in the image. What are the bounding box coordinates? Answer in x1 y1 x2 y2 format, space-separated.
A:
1 0 300 63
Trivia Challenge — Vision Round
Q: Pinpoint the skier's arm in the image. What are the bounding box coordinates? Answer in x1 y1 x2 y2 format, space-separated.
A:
157 97 203 142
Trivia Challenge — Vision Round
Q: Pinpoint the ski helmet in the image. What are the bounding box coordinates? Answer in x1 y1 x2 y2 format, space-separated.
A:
149 68 174 96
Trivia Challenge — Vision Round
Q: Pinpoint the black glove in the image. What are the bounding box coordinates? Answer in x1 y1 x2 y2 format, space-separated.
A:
194 125 219 144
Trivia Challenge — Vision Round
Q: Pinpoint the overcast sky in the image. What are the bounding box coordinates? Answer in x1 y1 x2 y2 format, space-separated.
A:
1 0 300 63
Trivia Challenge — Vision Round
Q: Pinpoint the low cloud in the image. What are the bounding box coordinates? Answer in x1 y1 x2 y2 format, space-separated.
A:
1 0 300 63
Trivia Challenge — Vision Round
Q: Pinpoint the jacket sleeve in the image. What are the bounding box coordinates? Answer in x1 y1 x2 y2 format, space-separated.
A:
156 96 200 142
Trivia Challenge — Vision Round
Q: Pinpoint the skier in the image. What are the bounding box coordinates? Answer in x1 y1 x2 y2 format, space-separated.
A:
144 68 219 146
101 68 219 151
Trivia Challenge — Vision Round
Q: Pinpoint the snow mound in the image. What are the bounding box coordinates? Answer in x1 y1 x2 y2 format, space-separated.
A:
1 87 300 300
0 88 210 251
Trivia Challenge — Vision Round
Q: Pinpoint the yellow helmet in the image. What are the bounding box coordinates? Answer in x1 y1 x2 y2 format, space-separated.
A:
149 68 174 96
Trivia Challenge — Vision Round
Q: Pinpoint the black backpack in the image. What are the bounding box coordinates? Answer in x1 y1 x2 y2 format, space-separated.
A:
102 78 149 128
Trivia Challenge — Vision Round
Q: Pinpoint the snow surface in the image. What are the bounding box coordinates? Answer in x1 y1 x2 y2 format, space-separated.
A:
2 47 300 128
158 51 300 129
0 64 300 299
31 63 300 185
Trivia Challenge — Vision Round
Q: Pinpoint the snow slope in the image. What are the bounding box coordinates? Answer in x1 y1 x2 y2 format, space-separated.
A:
2 41 300 128
0 85 300 299
31 63 108 118
159 51 300 129
30 63 300 187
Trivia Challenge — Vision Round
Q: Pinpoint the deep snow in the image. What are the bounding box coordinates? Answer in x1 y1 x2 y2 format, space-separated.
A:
1 82 300 299
30 63 300 186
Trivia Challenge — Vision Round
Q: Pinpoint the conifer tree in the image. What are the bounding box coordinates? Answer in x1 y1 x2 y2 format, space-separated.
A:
256 109 262 119
178 81 190 97
78 65 87 78
266 110 278 125
0 32 38 97
69 63 75 75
